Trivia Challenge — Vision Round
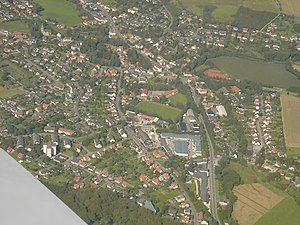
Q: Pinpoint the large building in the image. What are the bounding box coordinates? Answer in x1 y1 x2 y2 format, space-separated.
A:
161 133 202 157
216 105 227 117
0 148 87 225
43 143 58 157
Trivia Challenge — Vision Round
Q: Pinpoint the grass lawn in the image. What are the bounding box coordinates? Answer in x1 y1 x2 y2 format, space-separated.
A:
0 86 24 98
229 162 262 183
33 0 82 26
169 93 188 108
255 197 300 225
135 101 182 122
211 56 300 89
64 149 75 157
0 21 30 32
149 188 181 210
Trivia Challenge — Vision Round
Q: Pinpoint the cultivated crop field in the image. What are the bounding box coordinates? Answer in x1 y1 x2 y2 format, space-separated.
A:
255 197 300 225
280 94 300 148
211 56 300 89
135 101 182 122
33 0 82 26
280 0 300 20
233 183 284 225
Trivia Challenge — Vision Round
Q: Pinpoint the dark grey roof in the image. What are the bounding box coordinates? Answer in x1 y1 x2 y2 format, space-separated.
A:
173 140 189 155
0 148 87 225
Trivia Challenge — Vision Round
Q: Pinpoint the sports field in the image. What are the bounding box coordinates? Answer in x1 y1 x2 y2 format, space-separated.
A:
135 101 182 122
0 21 30 32
280 94 300 148
211 56 300 89
280 0 300 20
33 0 82 26
233 183 284 225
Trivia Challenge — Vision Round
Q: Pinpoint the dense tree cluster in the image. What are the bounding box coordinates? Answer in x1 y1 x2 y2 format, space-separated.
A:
44 183 182 225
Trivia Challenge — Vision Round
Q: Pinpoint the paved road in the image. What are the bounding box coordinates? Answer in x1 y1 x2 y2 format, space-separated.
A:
188 83 221 225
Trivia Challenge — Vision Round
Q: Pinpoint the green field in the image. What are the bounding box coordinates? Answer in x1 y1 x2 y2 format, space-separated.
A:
211 56 300 89
229 162 261 183
148 188 181 211
286 147 300 157
135 101 182 122
172 0 279 21
169 93 188 108
212 6 239 22
0 21 30 32
0 60 37 88
33 0 82 26
0 87 24 98
255 197 300 225
233 6 277 29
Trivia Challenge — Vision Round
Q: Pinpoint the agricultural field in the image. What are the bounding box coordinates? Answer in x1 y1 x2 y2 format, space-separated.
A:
171 0 278 21
280 94 300 148
255 197 300 225
0 21 30 32
135 101 182 122
211 56 300 89
233 183 284 225
0 87 24 99
33 0 82 26
286 147 300 157
168 93 188 108
280 0 300 21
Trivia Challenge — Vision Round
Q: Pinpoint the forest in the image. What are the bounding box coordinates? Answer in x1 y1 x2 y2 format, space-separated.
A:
44 182 183 225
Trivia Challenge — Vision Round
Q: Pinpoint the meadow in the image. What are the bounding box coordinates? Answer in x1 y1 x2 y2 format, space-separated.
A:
0 60 37 88
211 56 300 89
0 87 24 99
229 162 261 183
33 0 82 26
280 94 300 148
0 21 30 32
135 101 182 122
